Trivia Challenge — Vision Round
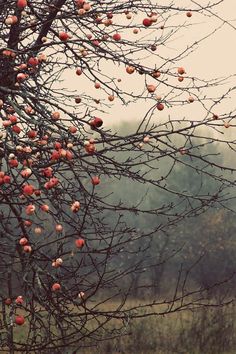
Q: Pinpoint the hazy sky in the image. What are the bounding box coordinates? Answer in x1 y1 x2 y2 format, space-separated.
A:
60 0 236 133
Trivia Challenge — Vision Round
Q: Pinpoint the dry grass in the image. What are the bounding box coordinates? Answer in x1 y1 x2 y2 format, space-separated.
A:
1 299 236 353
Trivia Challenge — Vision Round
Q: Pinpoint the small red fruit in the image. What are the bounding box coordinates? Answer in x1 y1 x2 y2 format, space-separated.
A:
41 204 49 212
42 167 53 178
113 33 121 41
23 245 32 253
85 143 96 154
91 176 100 185
51 111 60 120
15 296 24 305
15 315 25 325
19 237 28 246
147 84 156 93
156 103 164 111
12 125 21 134
94 82 101 89
17 0 27 9
34 189 41 196
126 66 135 74
52 283 61 291
75 238 85 249
59 32 69 41
177 67 185 75
23 184 34 195
28 57 39 66
25 204 35 215
9 115 18 124
89 117 103 129
143 18 152 27
9 159 18 168
16 73 28 82
27 130 37 139
75 0 85 8
76 68 82 76
3 175 11 183
69 126 77 134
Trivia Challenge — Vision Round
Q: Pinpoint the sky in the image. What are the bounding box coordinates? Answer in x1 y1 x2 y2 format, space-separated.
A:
59 0 236 135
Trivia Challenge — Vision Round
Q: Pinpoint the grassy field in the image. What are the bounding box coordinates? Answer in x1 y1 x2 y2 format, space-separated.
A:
1 299 236 353
78 300 236 354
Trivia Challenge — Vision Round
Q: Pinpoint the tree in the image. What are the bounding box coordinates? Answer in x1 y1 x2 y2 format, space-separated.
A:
0 0 235 352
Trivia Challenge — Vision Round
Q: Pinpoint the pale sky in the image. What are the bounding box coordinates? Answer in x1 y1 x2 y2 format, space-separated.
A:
59 0 236 133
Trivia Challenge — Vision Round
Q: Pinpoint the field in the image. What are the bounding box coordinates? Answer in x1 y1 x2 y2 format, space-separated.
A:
1 299 236 354
79 302 236 354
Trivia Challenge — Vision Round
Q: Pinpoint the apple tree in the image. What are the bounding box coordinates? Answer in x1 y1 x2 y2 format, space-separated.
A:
0 0 236 352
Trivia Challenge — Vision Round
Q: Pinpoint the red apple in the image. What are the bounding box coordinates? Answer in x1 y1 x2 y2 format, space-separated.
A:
23 184 34 195
51 111 60 120
94 82 101 89
75 97 81 104
51 150 61 160
113 33 121 41
66 150 73 160
75 0 85 7
59 32 69 41
69 126 77 134
156 103 164 111
34 189 41 196
92 40 100 46
89 117 103 129
91 176 100 185
3 175 11 183
147 84 156 93
15 315 25 325
27 130 37 139
19 237 28 246
12 125 21 134
126 66 135 74
52 283 61 291
177 67 185 75
143 18 152 27
85 143 96 154
25 204 35 215
41 204 49 212
15 296 24 305
9 159 19 168
23 245 32 253
76 68 82 76
21 168 32 178
16 73 28 82
75 238 85 249
9 115 18 124
188 96 194 103
28 57 39 66
17 0 27 9
54 142 62 150
42 167 53 178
